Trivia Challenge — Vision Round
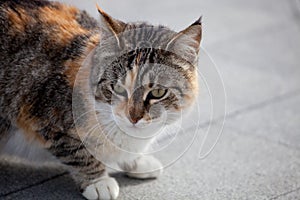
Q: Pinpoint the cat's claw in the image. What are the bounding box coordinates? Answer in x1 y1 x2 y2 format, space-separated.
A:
126 155 163 179
82 176 119 200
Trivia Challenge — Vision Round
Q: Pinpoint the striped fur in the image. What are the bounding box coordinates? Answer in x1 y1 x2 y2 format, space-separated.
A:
0 0 202 199
0 0 103 191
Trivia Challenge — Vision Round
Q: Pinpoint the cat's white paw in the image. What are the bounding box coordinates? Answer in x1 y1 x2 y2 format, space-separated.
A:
126 155 163 179
82 176 119 200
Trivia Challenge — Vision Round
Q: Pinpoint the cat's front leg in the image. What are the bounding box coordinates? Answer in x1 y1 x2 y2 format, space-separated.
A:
121 155 163 179
48 134 119 200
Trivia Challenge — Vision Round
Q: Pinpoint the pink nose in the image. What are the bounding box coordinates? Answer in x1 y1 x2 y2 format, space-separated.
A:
128 116 141 124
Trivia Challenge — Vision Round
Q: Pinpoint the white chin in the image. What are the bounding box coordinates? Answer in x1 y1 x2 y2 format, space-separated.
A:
118 122 163 139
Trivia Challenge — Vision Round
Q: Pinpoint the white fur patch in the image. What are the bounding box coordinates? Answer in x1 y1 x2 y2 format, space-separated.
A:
126 155 163 179
0 129 54 162
82 176 119 200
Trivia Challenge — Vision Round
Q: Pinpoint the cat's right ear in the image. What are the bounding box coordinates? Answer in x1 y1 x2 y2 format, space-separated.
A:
166 17 202 65
96 4 126 46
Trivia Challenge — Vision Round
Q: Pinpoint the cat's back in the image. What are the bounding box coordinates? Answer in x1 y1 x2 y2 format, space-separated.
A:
0 0 99 119
0 0 99 53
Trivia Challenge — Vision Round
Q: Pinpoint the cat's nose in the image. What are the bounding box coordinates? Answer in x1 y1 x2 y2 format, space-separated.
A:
128 108 143 124
127 97 144 124
128 115 142 124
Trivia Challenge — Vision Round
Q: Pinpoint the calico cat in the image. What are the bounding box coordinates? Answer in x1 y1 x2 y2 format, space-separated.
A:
0 0 202 199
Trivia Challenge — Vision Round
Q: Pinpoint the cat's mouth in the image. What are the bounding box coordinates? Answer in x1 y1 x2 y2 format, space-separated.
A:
115 118 165 137
126 124 138 129
125 123 149 130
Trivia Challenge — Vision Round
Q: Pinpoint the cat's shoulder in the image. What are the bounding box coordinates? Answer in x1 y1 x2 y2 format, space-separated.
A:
0 0 100 87
0 0 98 38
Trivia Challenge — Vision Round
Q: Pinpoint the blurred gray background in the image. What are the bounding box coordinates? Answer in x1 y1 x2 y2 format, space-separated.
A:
1 0 300 199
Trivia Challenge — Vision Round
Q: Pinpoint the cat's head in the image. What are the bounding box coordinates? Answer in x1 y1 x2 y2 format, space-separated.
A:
89 8 202 137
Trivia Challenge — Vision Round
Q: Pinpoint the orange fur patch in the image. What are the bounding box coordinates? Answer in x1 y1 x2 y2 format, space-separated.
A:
6 7 31 33
6 2 101 88
39 3 101 87
39 4 88 45
17 106 47 145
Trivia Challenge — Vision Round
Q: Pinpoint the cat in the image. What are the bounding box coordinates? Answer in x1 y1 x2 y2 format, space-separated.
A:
0 0 202 199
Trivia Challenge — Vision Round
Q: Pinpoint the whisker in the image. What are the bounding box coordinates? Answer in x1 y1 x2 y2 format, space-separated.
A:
74 123 102 156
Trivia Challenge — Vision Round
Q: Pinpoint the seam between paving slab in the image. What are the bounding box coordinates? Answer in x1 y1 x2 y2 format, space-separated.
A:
184 88 300 160
223 89 300 151
188 88 300 130
0 172 68 197
227 123 300 151
268 186 300 200
210 89 300 199
289 0 300 30
224 89 300 123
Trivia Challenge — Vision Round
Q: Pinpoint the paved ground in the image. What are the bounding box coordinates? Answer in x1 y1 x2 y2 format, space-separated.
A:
1 0 300 199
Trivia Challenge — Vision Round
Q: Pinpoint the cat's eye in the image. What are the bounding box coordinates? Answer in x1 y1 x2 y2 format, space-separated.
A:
112 84 127 97
147 89 168 100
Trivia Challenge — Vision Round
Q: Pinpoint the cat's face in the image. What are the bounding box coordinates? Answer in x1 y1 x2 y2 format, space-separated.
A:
90 9 202 138
94 50 197 137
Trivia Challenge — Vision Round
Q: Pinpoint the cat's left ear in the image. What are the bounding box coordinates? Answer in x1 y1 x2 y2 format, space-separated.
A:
96 4 126 45
167 17 202 65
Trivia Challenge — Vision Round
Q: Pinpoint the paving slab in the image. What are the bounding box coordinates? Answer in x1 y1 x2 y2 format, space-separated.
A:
203 22 300 117
1 173 81 200
207 23 300 79
0 157 65 198
224 92 300 150
272 189 300 200
118 124 300 200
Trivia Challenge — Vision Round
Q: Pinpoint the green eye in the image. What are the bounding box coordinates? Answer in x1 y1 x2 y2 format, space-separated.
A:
148 89 168 99
113 84 127 97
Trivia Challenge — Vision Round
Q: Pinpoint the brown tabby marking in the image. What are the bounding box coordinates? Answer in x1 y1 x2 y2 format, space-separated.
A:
4 2 99 49
64 34 100 86
39 5 88 45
